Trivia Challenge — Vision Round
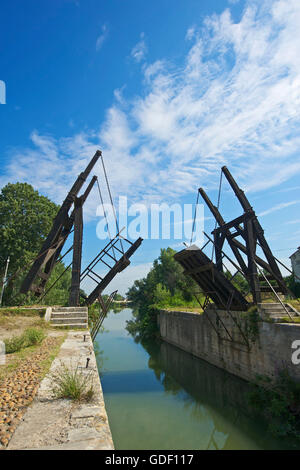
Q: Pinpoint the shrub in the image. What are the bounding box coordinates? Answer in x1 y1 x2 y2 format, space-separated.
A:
4 335 26 354
4 327 45 354
50 362 94 402
24 327 45 346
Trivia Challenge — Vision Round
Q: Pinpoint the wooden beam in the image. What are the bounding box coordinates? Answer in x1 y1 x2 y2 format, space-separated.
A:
184 263 214 276
69 197 83 307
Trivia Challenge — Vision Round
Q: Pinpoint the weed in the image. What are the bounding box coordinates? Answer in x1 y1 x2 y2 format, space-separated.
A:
50 361 94 402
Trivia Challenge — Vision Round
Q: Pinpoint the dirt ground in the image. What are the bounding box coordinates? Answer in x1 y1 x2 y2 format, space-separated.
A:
0 315 47 341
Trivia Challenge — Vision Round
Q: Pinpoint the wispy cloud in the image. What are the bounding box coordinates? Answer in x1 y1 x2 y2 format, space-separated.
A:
96 24 108 51
277 185 300 193
2 0 300 219
131 32 147 62
286 219 300 225
185 26 196 41
259 200 300 217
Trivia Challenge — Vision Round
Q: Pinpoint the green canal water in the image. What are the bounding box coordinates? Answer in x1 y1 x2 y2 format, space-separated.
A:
94 308 297 450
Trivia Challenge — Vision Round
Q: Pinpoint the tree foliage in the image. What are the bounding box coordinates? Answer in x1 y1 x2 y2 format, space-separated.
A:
285 274 300 298
126 247 199 340
224 269 249 295
0 182 59 273
0 182 72 306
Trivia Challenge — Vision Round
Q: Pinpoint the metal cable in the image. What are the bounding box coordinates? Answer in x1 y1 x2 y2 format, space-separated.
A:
190 190 200 246
96 178 116 260
211 170 223 261
100 154 124 254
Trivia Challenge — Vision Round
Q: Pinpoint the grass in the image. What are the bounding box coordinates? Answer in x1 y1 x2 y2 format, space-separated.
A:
0 307 45 317
50 361 94 402
162 305 203 314
50 325 88 331
4 327 46 354
0 333 66 381
287 299 300 311
38 335 67 379
279 317 300 324
0 307 48 333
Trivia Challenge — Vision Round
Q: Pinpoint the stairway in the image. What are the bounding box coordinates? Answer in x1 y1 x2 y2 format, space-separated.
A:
50 307 88 329
258 303 299 321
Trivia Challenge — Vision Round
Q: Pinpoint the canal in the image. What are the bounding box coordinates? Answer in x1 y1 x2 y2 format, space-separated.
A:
94 308 295 450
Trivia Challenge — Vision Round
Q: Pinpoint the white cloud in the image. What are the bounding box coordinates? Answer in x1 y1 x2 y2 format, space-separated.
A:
96 24 108 51
131 32 147 62
258 200 300 217
2 0 300 218
186 26 196 41
286 219 300 225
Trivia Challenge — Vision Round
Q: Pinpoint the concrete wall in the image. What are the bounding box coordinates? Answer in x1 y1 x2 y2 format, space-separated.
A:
290 249 300 283
159 309 300 383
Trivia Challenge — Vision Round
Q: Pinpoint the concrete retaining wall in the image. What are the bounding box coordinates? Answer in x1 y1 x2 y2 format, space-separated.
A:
159 309 300 383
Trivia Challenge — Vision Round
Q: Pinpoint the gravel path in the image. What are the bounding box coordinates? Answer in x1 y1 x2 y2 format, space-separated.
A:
0 334 64 448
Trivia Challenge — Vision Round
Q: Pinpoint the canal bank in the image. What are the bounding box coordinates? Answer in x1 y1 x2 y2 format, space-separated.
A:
159 308 300 383
7 331 114 450
95 307 297 449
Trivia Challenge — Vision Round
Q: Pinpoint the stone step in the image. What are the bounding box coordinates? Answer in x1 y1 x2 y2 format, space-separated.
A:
51 317 88 325
51 323 88 329
51 312 88 319
259 303 293 311
52 307 88 313
258 302 299 320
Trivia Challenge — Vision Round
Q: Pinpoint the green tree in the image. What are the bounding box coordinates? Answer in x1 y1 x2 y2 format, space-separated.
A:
285 274 300 298
0 182 59 305
153 247 196 300
42 262 73 306
126 247 199 340
114 293 125 301
224 269 249 295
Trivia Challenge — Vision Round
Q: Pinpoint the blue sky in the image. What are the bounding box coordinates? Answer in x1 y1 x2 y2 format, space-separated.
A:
1 0 300 295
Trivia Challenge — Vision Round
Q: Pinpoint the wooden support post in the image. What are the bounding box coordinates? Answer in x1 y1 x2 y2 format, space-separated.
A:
200 188 249 277
69 197 83 307
244 218 261 304
214 232 222 272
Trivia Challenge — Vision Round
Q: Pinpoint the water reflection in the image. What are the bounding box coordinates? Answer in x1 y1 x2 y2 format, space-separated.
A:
95 308 296 450
145 339 281 450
